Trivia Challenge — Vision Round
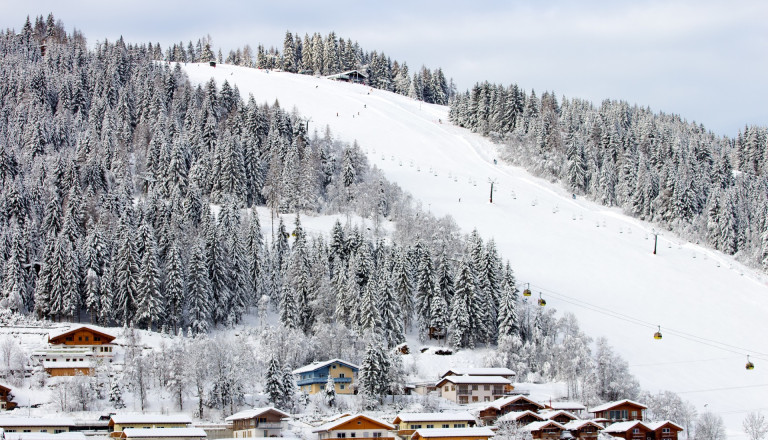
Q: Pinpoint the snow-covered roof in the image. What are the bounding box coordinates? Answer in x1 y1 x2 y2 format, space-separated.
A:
110 415 193 425
121 428 207 438
292 359 360 375
4 433 87 440
42 361 93 369
521 421 566 432
562 420 603 431
312 414 394 432
545 401 586 411
538 410 579 421
442 368 515 377
225 407 290 422
645 421 684 431
47 325 116 342
412 428 495 438
393 412 475 423
0 418 76 427
496 411 543 423
484 395 545 410
437 375 511 385
589 400 647 413
603 421 647 433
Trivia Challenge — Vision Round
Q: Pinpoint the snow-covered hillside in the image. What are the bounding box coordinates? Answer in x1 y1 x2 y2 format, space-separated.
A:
181 63 768 436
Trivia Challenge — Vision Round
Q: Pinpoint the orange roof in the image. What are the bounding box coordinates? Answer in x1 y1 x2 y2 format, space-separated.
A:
49 326 116 344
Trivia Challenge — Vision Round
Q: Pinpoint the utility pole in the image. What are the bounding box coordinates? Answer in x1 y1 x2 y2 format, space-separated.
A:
488 178 497 203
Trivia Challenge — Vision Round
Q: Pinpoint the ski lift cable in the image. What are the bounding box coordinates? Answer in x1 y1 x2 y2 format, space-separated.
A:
676 383 768 395
527 282 768 359
629 356 740 367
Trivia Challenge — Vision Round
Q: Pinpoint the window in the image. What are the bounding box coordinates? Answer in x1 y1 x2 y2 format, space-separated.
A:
55 430 65 434
451 386 455 391
350 433 356 438
94 336 101 341
445 386 449 392
426 425 434 429
66 336 74 341
410 425 422 430
78 337 82 341
442 425 449 429
484 385 490 390
85 337 89 341
662 429 670 434
337 434 346 438
332 365 337 369
339 373 345 378
40 430 47 433
633 429 639 434
455 424 465 429
340 384 345 390
373 434 382 438
472 385 478 391
608 410 628 420
472 396 478 402
23 430 31 433
484 396 490 402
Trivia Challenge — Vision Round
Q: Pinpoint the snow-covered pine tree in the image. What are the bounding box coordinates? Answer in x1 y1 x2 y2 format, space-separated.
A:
187 240 212 334
449 260 474 349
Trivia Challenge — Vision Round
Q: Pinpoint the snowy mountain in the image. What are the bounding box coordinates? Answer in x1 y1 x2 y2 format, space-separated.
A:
181 63 768 436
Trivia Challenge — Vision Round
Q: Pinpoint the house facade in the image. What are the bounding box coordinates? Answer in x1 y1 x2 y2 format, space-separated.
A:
562 420 603 440
32 326 116 377
293 359 359 395
440 368 515 381
589 401 647 423
521 421 565 440
478 396 546 422
435 376 512 404
410 427 494 440
645 421 683 440
0 385 16 411
392 413 476 439
0 418 75 433
225 407 290 438
312 414 394 440
603 421 652 440
496 411 543 426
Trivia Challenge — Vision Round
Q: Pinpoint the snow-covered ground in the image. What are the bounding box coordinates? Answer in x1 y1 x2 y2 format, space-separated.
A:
181 63 768 437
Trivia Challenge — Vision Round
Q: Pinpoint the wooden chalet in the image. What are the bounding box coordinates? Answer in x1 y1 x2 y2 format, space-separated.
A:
312 414 395 440
440 368 515 380
478 395 546 423
495 411 544 426
326 70 368 84
562 420 603 440
603 421 651 440
392 413 476 439
410 427 494 440
589 400 647 423
225 407 290 438
539 410 579 425
521 421 565 440
645 421 684 440
0 384 17 410
35 326 116 377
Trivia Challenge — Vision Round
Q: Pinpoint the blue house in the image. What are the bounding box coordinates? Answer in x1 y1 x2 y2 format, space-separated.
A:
292 359 359 395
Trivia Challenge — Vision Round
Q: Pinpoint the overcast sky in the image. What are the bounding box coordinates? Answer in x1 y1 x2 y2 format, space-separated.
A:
2 0 766 137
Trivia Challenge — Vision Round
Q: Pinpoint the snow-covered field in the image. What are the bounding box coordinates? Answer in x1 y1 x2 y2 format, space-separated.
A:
181 63 768 437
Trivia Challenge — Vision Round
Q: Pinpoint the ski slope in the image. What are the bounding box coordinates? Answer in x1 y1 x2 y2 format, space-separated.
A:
181 63 768 436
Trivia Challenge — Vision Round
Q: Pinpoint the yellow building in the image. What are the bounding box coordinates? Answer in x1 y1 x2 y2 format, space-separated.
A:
0 417 75 434
392 413 476 439
410 428 494 440
293 359 359 395
108 415 193 438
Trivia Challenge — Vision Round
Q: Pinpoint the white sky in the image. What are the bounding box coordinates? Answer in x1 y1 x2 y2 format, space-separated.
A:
2 0 767 136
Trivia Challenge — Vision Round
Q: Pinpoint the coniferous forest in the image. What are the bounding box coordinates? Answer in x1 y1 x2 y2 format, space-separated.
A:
449 83 768 270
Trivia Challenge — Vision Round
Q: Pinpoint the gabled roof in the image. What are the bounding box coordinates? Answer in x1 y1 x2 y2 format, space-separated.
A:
109 414 192 426
441 368 515 378
393 412 475 424
121 428 207 439
562 420 604 431
292 359 360 375
539 410 579 421
521 421 566 432
0 383 11 392
484 395 546 411
436 375 511 386
497 411 544 423
603 421 649 433
589 400 647 413
645 421 684 431
225 407 290 422
312 414 394 433
412 428 495 439
48 326 116 344
545 401 586 411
